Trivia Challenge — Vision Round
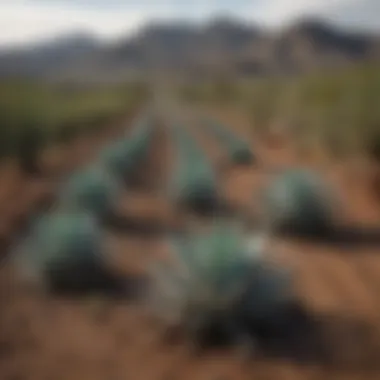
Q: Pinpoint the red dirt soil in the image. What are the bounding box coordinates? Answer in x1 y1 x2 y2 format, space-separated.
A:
2 106 380 380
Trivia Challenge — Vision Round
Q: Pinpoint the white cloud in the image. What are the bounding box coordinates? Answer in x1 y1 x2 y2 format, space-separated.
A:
0 0 231 47
0 0 377 48
0 1 148 47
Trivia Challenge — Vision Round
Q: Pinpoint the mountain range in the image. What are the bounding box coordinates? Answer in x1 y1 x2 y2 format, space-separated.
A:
0 17 379 82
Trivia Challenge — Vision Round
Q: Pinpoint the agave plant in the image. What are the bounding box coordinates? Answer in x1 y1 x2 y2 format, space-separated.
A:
169 123 219 213
262 169 335 237
171 158 218 210
57 164 122 218
13 211 118 294
146 220 294 349
202 118 254 165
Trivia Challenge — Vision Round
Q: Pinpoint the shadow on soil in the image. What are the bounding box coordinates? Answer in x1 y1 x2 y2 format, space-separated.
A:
248 307 380 373
280 224 380 248
104 213 182 237
103 198 238 237
178 195 243 219
170 303 380 373
48 268 148 301
217 157 256 173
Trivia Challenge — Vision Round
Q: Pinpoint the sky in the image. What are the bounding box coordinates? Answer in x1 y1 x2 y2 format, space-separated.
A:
0 0 379 48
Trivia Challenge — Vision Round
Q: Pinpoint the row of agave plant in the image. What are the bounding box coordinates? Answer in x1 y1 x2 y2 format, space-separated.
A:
12 107 337 352
12 111 155 295
167 115 255 214
147 116 337 352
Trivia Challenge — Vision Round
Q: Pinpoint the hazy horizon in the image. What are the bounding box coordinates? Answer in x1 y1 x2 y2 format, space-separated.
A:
0 0 379 49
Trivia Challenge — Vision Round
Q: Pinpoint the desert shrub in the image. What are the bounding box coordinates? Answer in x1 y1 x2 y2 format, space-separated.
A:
0 81 147 168
180 63 380 158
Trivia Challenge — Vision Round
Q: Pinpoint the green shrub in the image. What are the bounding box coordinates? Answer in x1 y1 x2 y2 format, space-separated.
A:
180 63 380 157
0 81 147 165
247 79 284 135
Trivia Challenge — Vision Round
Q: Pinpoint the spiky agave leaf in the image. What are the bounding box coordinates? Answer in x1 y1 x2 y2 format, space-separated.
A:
13 211 112 293
262 169 335 237
57 164 122 217
190 223 253 309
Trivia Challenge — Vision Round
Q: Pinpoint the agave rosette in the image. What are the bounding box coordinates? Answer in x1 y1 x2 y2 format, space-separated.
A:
169 123 218 208
100 112 154 179
14 211 106 291
57 163 122 217
262 169 336 236
147 220 293 330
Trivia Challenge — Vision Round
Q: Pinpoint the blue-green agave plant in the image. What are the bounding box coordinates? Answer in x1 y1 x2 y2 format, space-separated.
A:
146 220 294 341
100 113 154 180
169 123 219 212
13 211 109 293
57 164 122 217
262 169 336 237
